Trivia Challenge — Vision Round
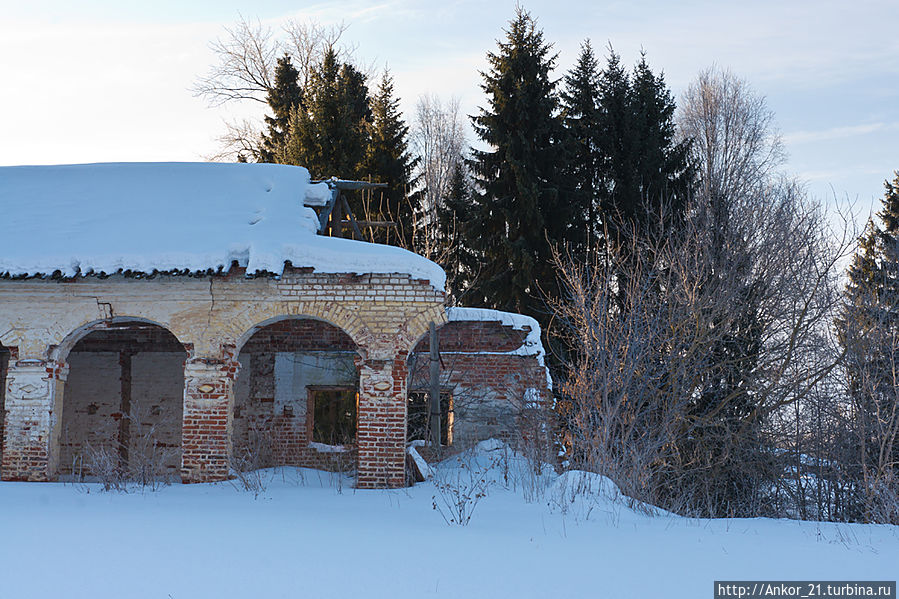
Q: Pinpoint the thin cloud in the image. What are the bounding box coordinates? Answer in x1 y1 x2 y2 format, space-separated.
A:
785 122 899 145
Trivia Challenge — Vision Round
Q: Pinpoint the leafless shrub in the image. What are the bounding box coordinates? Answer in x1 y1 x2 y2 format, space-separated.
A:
551 185 854 517
431 452 497 526
80 401 178 492
84 443 128 492
229 420 274 498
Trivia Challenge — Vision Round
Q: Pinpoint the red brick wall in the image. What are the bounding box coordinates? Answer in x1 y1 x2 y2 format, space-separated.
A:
240 319 356 353
408 320 550 448
356 356 408 488
181 359 238 483
413 321 529 353
0 345 8 465
233 319 359 470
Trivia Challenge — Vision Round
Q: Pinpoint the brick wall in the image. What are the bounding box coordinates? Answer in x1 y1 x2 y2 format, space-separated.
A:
0 271 447 487
408 320 550 449
233 319 359 470
0 345 8 465
59 325 186 480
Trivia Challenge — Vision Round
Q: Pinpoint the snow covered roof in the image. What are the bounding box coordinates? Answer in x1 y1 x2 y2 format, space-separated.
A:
0 162 445 288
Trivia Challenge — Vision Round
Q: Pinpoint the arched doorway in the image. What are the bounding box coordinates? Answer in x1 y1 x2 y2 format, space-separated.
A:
233 317 359 471
58 321 187 482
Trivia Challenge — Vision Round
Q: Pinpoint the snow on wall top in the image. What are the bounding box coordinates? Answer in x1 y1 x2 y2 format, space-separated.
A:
0 162 445 288
446 306 552 390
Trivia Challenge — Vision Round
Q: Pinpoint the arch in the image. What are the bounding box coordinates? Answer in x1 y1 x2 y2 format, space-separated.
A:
233 313 363 358
232 316 360 472
213 301 373 358
58 321 188 482
51 316 191 363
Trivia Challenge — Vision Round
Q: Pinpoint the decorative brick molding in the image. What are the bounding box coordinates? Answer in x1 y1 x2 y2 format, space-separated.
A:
181 359 240 483
1 360 68 481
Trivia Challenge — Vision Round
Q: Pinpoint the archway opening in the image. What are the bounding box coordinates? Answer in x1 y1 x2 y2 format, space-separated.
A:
234 318 359 472
0 342 9 465
58 321 187 483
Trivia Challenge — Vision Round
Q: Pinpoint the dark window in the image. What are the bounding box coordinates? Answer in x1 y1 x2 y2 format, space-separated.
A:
311 388 357 445
407 391 452 445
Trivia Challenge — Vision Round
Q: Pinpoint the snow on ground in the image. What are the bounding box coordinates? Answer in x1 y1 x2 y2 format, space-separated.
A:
0 441 895 599
0 162 445 288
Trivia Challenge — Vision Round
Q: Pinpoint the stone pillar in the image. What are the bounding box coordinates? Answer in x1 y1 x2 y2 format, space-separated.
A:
356 356 408 489
1 360 68 481
181 358 239 483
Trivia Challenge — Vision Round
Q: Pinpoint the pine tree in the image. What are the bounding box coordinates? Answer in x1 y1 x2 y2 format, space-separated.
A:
467 8 574 324
361 71 418 248
561 40 602 254
259 55 303 163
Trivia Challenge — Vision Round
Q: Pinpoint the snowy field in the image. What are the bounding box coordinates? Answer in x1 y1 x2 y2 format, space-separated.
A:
0 442 896 599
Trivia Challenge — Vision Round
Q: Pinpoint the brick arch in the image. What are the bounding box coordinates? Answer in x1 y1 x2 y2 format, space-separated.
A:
228 302 373 356
50 316 189 363
398 304 448 357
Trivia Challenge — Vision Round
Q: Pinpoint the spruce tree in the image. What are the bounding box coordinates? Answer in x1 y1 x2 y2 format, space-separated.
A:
279 47 371 182
838 171 899 521
467 8 574 324
596 49 693 242
259 55 303 163
561 40 602 255
438 160 475 302
361 71 418 248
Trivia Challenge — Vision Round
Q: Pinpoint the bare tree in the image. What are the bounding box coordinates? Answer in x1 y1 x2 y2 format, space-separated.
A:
193 17 279 106
205 118 265 162
678 66 785 206
193 16 351 106
409 94 467 258
552 181 853 517
193 16 352 161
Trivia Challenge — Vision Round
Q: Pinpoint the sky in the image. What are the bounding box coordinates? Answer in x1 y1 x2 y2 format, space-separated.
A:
1 0 897 220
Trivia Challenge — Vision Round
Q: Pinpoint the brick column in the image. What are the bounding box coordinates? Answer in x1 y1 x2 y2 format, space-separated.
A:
356 356 408 489
181 359 239 483
1 360 68 481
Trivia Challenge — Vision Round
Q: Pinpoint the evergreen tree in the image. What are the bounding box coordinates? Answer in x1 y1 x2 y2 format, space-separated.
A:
467 8 574 324
597 49 693 243
259 55 303 163
561 40 602 254
438 160 475 302
361 71 418 248
838 171 899 522
279 47 371 182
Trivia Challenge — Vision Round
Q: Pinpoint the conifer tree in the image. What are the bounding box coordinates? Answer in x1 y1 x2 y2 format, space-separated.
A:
467 8 574 323
438 160 475 301
838 171 899 521
597 49 692 243
561 40 602 254
361 71 418 248
259 55 303 163
279 47 371 182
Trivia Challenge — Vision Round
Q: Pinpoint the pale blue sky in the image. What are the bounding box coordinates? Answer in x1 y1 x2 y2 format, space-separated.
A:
1 0 897 217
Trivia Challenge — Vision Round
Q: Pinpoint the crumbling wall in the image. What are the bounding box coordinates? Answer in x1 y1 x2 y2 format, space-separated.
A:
233 319 358 468
409 320 550 448
59 325 185 479
0 345 8 464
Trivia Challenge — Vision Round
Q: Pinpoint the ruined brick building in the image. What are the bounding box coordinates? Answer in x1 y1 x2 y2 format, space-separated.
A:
0 163 550 488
